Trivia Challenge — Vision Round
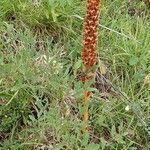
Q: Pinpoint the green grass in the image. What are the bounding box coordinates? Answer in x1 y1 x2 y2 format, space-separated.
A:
0 0 150 149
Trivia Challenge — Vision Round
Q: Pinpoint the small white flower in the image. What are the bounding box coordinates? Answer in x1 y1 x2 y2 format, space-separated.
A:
125 105 130 111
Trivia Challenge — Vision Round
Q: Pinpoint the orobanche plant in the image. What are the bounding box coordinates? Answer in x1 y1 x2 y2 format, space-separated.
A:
80 0 101 131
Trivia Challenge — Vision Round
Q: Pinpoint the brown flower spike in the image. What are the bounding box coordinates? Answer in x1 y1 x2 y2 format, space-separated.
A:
81 0 101 128
82 0 101 68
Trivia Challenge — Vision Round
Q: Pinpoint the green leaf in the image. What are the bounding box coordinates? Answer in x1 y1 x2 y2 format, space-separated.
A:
86 143 100 150
100 137 107 150
82 133 90 146
51 8 59 22
45 10 50 20
74 59 82 70
129 56 139 66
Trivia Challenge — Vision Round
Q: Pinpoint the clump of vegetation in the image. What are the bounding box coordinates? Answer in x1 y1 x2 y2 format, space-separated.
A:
0 0 150 149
